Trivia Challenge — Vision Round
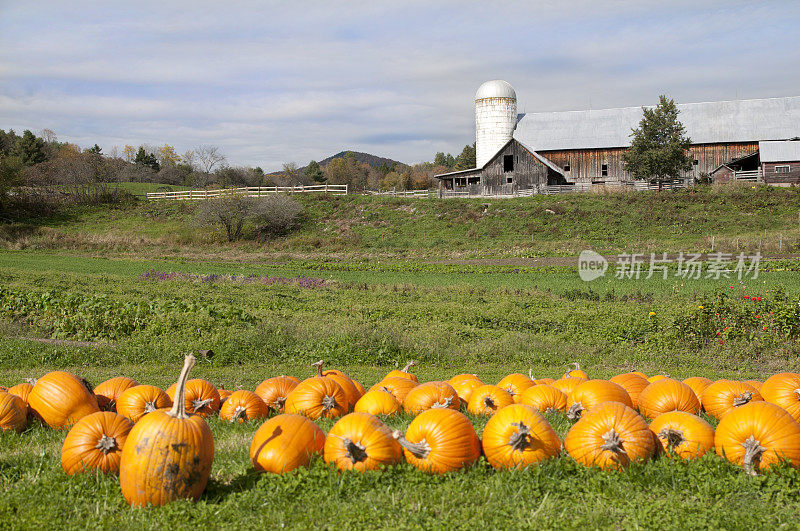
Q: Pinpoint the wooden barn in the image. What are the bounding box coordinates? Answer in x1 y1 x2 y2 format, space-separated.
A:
436 80 800 194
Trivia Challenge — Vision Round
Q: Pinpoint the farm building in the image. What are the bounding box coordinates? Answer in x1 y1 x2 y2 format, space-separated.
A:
436 80 800 195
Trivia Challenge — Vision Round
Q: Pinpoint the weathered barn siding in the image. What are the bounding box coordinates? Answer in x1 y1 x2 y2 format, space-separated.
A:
763 161 800 184
711 165 735 184
479 140 551 195
539 142 759 183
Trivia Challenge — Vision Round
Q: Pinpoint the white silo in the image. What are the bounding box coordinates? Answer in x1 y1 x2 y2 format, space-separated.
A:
475 80 517 167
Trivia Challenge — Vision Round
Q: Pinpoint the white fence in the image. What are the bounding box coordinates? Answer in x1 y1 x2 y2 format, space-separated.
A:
365 189 435 197
146 184 348 200
732 170 762 182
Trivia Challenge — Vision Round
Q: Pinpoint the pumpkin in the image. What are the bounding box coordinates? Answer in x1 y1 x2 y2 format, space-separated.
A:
352 379 367 397
166 378 220 418
402 381 460 414
119 354 214 506
393 408 480 474
385 360 419 383
448 374 484 404
219 390 269 423
218 386 233 404
760 373 800 422
466 385 514 416
517 384 567 413
701 380 763 420
61 411 133 475
609 373 650 409
562 362 588 380
629 371 648 379
28 371 99 429
744 380 763 392
533 377 555 385
715 401 800 475
8 382 33 416
564 401 655 470
637 378 700 419
649 411 715 459
481 404 561 469
250 413 325 474
370 376 418 404
116 385 172 423
254 376 298 413
0 391 27 432
647 374 669 383
551 376 587 396
285 376 347 420
323 412 402 471
682 376 713 404
314 361 360 410
566 379 632 420
497 373 536 402
354 390 401 416
94 377 139 412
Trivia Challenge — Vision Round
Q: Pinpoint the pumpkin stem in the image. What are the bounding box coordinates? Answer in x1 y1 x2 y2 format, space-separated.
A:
483 396 496 411
343 438 368 463
431 395 455 409
794 389 800 398
167 354 196 419
400 360 417 373
508 422 531 451
144 400 158 413
569 362 581 372
321 395 337 411
192 397 214 413
25 377 37 386
273 396 287 410
232 406 248 422
312 360 325 377
566 402 585 420
732 392 754 407
600 429 626 454
94 434 117 454
658 428 686 451
392 430 431 459
742 435 766 475
528 368 534 380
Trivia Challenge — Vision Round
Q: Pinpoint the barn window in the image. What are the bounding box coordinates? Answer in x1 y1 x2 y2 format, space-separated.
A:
601 164 608 177
503 155 514 172
775 165 791 173
564 164 571 172
506 177 513 184
693 159 699 166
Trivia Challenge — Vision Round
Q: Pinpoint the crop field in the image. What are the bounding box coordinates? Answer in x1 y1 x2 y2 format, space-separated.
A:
3 188 800 528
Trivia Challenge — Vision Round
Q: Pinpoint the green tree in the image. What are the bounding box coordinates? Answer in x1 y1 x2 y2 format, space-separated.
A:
134 147 160 172
305 160 325 183
453 143 476 170
622 95 693 187
14 130 47 166
324 157 349 185
433 152 456 168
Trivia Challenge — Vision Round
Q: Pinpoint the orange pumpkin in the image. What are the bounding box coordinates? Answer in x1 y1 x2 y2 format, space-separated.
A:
0 391 27 432
648 374 669 383
564 401 655 470
166 379 220 418
28 371 99 429
370 376 418 404
448 374 483 404
94 377 138 412
609 373 650 409
701 380 763 420
466 385 514 416
315 361 361 411
551 376 587 396
61 411 133 475
352 379 367 397
760 373 800 422
402 381 460 414
649 411 715 459
562 362 588 380
116 385 172 423
324 412 402 471
218 386 233 404
354 390 401 416
533 377 555 385
219 390 269 423
497 373 535 402
481 404 561 469
120 355 214 506
715 401 800 475
254 376 298 413
385 360 419 383
517 384 567 413
637 378 700 419
744 380 763 392
285 377 347 420
7 382 33 416
250 413 325 474
682 376 712 404
566 380 632 420
393 408 480 474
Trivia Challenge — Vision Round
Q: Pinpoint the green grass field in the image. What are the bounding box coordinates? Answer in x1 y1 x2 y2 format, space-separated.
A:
3 187 800 528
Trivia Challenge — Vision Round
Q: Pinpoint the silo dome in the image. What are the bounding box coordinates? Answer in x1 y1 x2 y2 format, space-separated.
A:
474 80 517 167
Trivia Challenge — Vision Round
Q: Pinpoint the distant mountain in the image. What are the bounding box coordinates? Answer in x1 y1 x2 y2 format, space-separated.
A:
317 151 405 169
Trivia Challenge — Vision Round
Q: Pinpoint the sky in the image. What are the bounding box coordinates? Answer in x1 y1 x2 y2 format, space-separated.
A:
1 0 799 171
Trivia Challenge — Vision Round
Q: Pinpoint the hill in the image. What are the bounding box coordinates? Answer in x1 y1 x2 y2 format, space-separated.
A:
316 150 405 169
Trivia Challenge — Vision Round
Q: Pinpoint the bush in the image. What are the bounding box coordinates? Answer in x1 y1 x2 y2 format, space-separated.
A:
255 194 302 239
195 194 302 241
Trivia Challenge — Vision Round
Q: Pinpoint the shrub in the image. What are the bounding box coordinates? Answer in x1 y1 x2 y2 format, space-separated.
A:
254 195 303 239
195 194 302 242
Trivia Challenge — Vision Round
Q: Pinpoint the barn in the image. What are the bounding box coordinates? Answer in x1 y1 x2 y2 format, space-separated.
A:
436 80 800 194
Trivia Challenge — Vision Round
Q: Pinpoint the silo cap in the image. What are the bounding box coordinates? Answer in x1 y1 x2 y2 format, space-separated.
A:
475 80 516 100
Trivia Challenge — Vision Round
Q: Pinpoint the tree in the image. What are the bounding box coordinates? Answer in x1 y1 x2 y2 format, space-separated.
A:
305 160 325 183
134 147 160 172
195 145 226 174
157 144 180 167
453 144 476 170
15 130 47 166
281 162 306 185
434 152 455 168
122 145 136 163
622 95 693 187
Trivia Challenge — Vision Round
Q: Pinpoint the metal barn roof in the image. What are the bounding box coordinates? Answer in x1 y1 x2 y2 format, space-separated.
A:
514 96 800 151
759 140 800 162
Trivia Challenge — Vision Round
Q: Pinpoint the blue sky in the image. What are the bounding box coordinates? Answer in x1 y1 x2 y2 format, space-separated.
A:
1 1 799 171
